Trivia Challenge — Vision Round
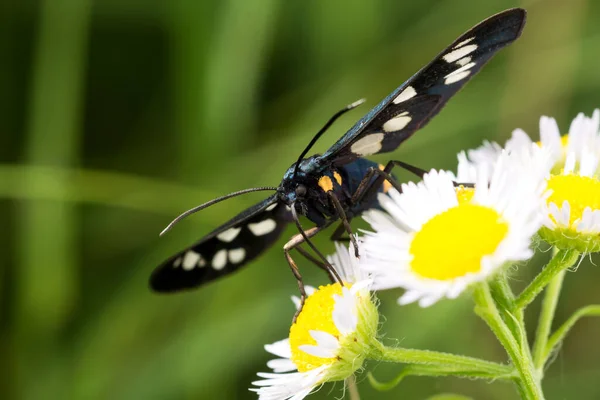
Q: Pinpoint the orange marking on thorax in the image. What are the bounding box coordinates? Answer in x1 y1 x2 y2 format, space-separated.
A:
333 171 342 185
318 175 334 192
378 164 392 193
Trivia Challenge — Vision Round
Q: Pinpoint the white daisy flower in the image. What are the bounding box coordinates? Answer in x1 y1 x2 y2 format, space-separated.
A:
251 243 378 400
455 140 503 182
510 109 600 171
360 152 546 307
457 110 600 252
456 109 600 179
540 149 600 252
455 141 550 184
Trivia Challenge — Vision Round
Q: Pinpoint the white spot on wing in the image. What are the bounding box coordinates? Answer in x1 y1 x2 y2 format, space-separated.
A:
228 248 246 264
383 112 412 132
444 61 476 85
217 227 241 243
248 219 277 236
447 61 476 77
442 44 477 63
453 37 475 49
455 56 471 66
173 257 182 268
444 70 471 85
182 251 200 270
350 133 384 156
212 249 227 270
265 203 277 212
392 86 417 104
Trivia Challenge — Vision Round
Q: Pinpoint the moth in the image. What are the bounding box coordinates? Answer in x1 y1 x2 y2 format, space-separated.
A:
151 8 526 297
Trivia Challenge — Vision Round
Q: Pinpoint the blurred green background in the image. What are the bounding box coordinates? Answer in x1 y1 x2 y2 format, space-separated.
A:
1 0 600 399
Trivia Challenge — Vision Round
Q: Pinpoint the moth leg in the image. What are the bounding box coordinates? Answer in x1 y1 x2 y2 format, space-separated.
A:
284 224 341 282
288 205 341 283
336 161 460 250
351 159 424 207
328 162 407 244
283 244 307 323
327 192 359 257
383 160 428 180
284 225 331 322
294 245 336 283
328 160 422 245
330 221 351 242
284 215 345 322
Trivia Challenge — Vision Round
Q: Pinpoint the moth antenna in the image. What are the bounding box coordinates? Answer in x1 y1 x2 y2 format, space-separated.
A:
292 99 365 180
159 187 278 236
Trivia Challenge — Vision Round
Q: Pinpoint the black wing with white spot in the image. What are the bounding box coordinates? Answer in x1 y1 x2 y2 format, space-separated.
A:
321 8 526 165
150 196 292 292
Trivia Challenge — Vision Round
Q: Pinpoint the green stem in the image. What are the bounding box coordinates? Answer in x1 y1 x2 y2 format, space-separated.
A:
489 275 528 351
531 268 565 373
544 305 600 365
370 341 512 377
473 283 544 400
489 273 515 309
514 249 579 310
346 375 360 400
367 364 515 391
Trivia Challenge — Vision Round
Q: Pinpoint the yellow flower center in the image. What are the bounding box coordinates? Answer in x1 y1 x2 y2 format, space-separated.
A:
289 283 344 372
409 204 508 280
455 186 475 204
546 174 600 227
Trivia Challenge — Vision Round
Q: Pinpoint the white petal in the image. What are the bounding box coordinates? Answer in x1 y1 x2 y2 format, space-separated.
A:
507 128 534 151
561 201 571 226
299 344 337 358
398 290 421 305
418 292 444 307
267 358 298 373
252 367 325 400
332 291 357 335
265 339 292 359
309 330 340 352
291 295 301 309
564 152 576 174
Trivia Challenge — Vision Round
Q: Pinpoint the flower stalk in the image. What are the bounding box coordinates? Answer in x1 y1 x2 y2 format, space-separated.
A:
514 249 579 310
531 268 565 373
367 363 515 392
544 305 600 363
369 340 513 377
473 283 544 400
